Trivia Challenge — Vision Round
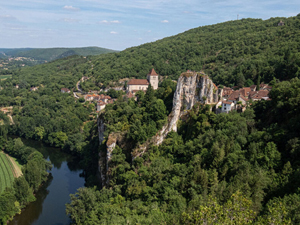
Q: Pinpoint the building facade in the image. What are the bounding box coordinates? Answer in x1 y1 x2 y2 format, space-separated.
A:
127 68 159 93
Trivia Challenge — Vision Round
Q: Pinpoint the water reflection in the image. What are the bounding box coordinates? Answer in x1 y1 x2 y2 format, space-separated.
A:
9 174 53 225
8 138 85 225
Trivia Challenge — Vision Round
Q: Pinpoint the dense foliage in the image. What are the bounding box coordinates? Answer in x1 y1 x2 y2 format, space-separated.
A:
0 56 95 154
0 137 51 224
86 15 300 87
67 78 300 224
1 14 300 225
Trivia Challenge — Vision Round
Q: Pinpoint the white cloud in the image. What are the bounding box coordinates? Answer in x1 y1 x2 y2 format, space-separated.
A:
63 5 80 11
98 20 120 24
99 20 109 24
60 18 79 23
161 20 169 23
110 31 118 34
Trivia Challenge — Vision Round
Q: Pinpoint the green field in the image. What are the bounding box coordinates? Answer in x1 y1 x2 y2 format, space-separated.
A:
0 152 15 193
0 75 12 80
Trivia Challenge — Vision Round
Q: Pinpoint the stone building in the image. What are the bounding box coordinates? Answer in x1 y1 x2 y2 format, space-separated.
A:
127 68 159 93
147 68 159 90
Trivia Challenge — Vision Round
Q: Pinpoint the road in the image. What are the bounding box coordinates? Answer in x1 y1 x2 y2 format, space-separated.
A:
76 80 83 92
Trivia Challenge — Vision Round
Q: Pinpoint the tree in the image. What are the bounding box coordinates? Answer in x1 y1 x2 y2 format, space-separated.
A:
13 176 35 206
181 191 256 224
35 126 45 140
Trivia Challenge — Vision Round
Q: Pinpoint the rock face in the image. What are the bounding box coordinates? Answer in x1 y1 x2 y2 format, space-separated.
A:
98 71 222 186
97 117 106 186
132 71 222 158
156 72 221 142
97 115 127 186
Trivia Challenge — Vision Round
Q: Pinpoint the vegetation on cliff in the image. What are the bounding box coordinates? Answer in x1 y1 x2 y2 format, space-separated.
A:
67 78 300 224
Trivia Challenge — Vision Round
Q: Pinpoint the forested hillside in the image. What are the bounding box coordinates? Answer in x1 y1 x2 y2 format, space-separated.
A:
66 78 300 224
87 14 300 87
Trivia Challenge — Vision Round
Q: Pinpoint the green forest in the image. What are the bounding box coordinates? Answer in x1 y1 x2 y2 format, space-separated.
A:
0 14 300 224
65 77 300 224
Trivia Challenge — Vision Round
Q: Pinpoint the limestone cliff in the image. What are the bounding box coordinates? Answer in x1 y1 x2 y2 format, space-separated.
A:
132 71 222 158
97 114 130 186
97 117 106 186
98 71 222 186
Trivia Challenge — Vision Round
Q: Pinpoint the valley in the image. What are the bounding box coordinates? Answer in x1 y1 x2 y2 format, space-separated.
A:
0 14 300 224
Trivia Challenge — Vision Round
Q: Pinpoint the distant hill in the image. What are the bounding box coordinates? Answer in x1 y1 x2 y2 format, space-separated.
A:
0 47 116 61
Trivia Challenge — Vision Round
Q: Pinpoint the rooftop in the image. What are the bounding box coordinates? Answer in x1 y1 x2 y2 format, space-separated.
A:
147 68 158 76
128 79 149 85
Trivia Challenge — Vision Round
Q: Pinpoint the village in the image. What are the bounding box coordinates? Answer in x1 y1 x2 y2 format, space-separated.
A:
56 68 272 114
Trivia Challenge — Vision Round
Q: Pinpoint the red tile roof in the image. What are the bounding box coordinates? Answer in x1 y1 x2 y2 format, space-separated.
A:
239 87 251 97
222 87 233 96
128 79 149 85
61 88 70 92
251 90 269 99
97 100 106 106
147 68 158 76
222 101 233 105
227 91 241 101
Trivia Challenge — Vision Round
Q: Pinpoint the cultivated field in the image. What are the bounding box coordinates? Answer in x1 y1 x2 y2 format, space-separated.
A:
0 152 21 193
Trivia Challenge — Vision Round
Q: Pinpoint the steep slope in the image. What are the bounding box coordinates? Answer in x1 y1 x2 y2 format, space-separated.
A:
98 71 222 186
89 14 300 86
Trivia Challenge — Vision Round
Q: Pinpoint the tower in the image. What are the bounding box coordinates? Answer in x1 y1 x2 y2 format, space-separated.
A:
147 68 159 90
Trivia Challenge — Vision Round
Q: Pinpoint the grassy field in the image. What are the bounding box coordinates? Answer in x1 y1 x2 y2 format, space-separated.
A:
0 152 15 194
0 75 12 80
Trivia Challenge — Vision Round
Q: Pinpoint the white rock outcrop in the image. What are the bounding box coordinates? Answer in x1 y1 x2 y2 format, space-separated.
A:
153 71 222 146
98 71 222 186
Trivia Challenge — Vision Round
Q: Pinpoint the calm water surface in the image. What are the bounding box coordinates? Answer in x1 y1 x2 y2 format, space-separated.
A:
8 138 85 225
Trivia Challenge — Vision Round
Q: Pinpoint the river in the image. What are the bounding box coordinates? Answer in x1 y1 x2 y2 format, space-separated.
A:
8 138 85 225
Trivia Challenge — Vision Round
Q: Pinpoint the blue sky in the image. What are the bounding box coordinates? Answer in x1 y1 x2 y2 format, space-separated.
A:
0 0 299 50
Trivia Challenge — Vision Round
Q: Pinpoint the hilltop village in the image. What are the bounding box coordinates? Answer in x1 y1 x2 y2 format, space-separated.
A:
64 68 272 114
68 69 160 112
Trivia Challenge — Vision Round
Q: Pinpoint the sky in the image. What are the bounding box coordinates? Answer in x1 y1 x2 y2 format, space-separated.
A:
0 0 299 51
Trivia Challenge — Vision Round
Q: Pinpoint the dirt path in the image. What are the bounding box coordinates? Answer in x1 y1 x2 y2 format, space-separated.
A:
0 107 14 124
6 154 22 178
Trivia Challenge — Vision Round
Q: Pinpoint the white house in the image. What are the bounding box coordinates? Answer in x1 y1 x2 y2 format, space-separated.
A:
97 101 106 111
222 101 235 113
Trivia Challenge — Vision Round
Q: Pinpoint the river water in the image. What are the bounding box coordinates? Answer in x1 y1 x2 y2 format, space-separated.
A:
8 139 85 225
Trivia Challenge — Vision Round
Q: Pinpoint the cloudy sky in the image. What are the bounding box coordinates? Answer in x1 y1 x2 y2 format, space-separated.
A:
0 0 299 50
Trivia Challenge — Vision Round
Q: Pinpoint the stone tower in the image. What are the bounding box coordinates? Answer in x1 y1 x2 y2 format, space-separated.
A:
147 68 159 90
